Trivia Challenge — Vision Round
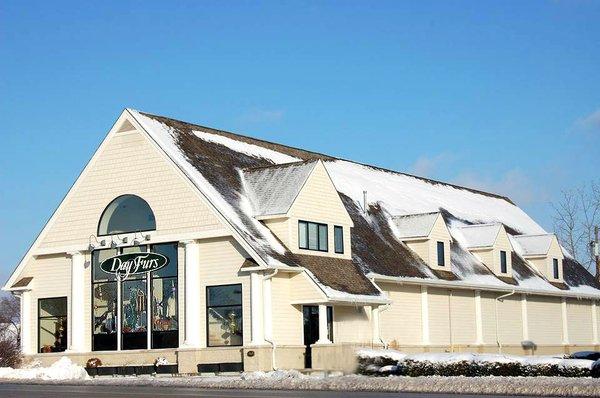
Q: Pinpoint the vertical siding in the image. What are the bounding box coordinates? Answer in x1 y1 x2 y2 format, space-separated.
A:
379 283 422 345
567 299 593 345
495 294 523 345
39 129 223 249
333 306 372 344
450 290 476 345
197 237 251 346
428 288 451 345
271 274 303 345
480 292 499 345
528 296 562 345
288 162 352 259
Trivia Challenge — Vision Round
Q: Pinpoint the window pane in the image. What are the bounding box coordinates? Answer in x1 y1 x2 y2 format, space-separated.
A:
122 278 147 350
500 251 507 273
207 285 242 307
207 306 242 346
92 281 118 351
39 297 67 318
327 306 334 342
39 317 67 353
98 195 156 235
151 243 178 278
437 242 445 266
152 277 178 332
121 246 147 280
553 259 559 279
93 249 117 282
334 226 344 254
298 222 308 249
308 223 318 250
318 224 328 251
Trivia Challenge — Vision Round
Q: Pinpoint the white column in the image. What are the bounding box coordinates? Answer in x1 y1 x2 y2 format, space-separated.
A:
183 240 202 348
316 304 331 344
521 294 529 341
69 251 85 352
561 297 569 345
592 301 599 345
250 271 265 345
372 306 381 345
20 291 33 355
421 286 430 345
474 290 484 345
263 275 273 342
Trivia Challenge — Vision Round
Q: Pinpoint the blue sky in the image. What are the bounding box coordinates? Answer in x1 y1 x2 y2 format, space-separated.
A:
0 1 599 285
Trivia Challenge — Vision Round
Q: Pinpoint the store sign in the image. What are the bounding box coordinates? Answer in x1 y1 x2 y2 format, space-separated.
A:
100 252 168 278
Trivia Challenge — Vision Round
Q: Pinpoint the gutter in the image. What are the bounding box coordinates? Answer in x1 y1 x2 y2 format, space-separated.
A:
368 273 600 301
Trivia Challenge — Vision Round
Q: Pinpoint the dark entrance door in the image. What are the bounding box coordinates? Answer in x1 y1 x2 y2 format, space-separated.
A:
302 306 319 368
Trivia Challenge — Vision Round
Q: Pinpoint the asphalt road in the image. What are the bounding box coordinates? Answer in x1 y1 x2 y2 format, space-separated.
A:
0 384 548 398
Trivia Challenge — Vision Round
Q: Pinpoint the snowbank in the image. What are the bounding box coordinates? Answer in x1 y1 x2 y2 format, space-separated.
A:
357 349 596 377
0 357 89 381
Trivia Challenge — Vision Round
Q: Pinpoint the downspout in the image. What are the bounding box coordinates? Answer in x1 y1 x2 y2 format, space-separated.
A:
448 290 453 353
376 303 391 348
495 290 515 354
263 269 278 370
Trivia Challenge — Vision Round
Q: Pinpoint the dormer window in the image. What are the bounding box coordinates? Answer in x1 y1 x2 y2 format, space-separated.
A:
500 250 508 273
299 221 328 252
512 233 564 282
334 226 344 254
436 241 445 267
553 258 560 279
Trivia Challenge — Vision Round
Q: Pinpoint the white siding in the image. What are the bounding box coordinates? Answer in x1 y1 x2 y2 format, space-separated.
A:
333 306 372 344
567 299 593 345
379 283 422 345
528 296 562 345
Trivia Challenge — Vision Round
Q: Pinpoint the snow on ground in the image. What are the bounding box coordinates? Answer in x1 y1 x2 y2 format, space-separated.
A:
0 357 88 381
2 372 600 397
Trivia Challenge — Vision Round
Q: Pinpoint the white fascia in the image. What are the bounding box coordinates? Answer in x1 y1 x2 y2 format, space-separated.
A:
368 272 600 300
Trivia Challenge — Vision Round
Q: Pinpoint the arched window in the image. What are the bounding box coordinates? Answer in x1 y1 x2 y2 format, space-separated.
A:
98 195 156 236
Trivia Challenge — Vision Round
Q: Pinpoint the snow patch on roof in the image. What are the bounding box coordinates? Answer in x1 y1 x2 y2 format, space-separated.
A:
456 224 502 249
242 161 316 216
392 212 439 239
512 234 554 256
324 160 545 235
193 130 300 164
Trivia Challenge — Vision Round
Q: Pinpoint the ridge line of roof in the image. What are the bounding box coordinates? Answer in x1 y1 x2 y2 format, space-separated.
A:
513 233 555 238
242 159 317 172
392 211 440 219
458 222 502 229
135 109 516 205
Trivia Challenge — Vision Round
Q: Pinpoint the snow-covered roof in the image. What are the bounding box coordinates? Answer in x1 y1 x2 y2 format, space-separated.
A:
456 223 503 249
392 212 440 239
242 161 317 217
511 234 556 257
126 109 600 298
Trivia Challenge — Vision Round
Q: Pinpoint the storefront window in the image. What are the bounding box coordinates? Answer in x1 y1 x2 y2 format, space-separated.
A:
206 284 243 347
151 243 178 349
38 297 67 353
91 243 179 351
92 249 118 351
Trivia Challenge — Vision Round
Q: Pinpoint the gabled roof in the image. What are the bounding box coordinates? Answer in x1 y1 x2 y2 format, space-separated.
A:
511 234 557 257
8 108 599 298
456 223 503 249
392 212 440 239
242 160 317 217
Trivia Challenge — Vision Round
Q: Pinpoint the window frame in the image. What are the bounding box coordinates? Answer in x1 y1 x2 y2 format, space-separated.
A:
436 241 445 267
552 258 560 279
38 296 68 354
206 283 243 348
298 220 328 252
334 226 344 254
500 250 508 274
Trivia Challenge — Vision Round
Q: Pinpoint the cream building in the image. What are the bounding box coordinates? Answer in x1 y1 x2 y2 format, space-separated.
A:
4 109 600 374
